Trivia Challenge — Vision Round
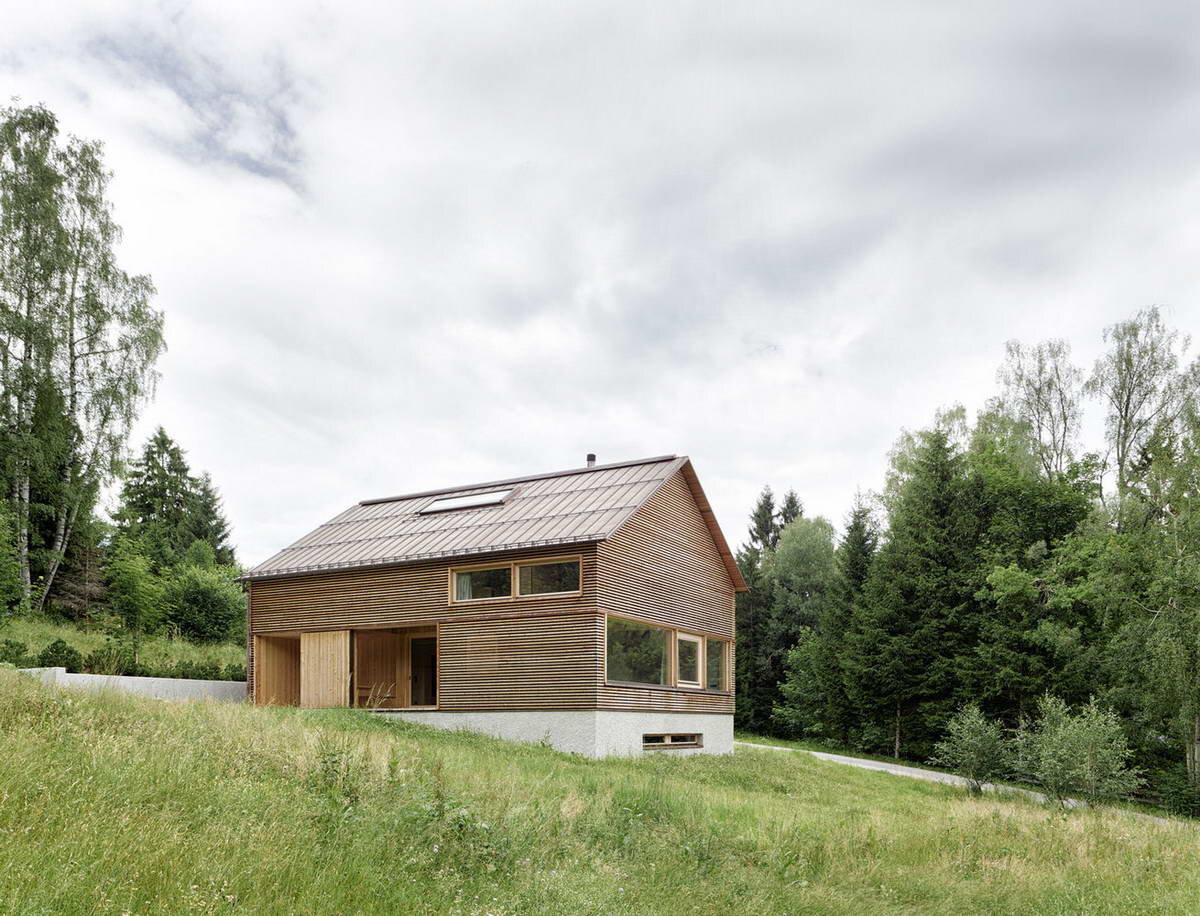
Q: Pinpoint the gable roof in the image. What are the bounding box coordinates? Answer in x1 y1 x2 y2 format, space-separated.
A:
242 454 747 590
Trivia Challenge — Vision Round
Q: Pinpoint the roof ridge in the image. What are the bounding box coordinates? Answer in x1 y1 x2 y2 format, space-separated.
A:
358 454 678 506
320 476 662 529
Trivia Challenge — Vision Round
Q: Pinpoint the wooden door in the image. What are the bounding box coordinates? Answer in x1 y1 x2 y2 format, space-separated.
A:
300 630 351 708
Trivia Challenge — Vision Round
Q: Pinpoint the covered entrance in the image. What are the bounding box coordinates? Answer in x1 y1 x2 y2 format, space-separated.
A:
253 626 437 709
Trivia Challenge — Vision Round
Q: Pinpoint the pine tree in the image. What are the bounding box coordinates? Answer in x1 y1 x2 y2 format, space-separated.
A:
748 486 779 551
114 428 235 570
188 472 235 566
778 490 803 528
842 429 973 759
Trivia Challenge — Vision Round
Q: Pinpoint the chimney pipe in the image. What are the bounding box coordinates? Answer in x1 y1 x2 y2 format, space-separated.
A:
586 453 596 467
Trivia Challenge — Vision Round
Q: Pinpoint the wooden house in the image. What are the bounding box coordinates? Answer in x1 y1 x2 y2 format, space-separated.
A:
242 454 746 756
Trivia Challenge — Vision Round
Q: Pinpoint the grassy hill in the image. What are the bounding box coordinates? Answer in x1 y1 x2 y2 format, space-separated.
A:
1 669 1197 914
2 617 244 670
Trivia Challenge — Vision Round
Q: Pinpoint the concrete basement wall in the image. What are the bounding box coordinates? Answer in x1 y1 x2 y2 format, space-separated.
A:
376 709 733 758
18 667 247 703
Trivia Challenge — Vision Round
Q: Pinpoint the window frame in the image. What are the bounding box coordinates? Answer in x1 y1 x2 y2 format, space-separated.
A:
448 561 514 605
603 614 732 693
705 637 728 692
675 632 703 689
514 557 584 600
447 554 583 605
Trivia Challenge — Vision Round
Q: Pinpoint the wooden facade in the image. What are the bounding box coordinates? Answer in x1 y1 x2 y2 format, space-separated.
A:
246 462 741 716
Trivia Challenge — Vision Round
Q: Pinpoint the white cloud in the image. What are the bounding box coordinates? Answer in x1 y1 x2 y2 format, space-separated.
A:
4 1 1200 562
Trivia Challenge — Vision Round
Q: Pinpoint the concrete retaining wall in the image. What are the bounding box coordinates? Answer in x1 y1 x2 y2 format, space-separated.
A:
377 709 733 758
18 667 247 703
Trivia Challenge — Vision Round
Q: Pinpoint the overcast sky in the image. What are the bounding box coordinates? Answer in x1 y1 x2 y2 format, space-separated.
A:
5 2 1200 564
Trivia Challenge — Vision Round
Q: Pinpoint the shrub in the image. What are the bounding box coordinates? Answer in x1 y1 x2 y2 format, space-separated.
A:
931 703 1009 794
1014 694 1142 807
0 639 34 667
83 640 137 676
36 638 83 672
106 540 164 634
161 565 245 642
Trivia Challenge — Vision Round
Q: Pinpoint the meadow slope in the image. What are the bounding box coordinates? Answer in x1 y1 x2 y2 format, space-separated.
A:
0 668 1196 915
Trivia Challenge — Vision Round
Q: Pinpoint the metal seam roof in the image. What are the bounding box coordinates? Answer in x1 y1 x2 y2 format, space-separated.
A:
242 455 691 581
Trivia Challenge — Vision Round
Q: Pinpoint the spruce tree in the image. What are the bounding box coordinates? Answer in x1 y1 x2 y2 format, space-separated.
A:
114 428 235 570
842 429 973 759
748 486 779 551
778 490 803 528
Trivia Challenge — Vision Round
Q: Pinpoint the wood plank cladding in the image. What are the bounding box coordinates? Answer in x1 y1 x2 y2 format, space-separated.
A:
249 544 596 634
438 614 602 710
300 630 350 707
253 635 299 706
599 683 734 715
597 471 736 639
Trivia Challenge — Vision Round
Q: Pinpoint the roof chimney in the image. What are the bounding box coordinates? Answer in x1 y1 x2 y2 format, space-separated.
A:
586 453 596 467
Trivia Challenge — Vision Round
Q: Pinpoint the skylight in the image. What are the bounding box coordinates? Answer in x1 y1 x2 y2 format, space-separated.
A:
419 489 513 514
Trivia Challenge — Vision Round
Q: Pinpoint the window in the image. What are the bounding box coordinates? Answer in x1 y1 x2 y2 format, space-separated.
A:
420 489 512 514
706 638 726 691
644 733 702 750
676 633 702 688
606 617 668 686
517 559 580 596
453 565 511 601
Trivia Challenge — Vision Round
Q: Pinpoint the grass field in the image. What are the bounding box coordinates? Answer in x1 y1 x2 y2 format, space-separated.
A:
1 616 244 669
1 668 1198 915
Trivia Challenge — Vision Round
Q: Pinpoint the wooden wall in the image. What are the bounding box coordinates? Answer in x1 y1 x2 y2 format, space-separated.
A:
438 614 601 710
253 635 299 706
250 544 597 633
597 472 736 639
300 630 350 708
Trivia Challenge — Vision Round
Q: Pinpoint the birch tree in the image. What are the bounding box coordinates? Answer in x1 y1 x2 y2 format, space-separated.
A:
1087 307 1200 502
997 338 1083 480
0 104 164 608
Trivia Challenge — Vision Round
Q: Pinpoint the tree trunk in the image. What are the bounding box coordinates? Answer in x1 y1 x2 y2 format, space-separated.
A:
893 701 901 759
1188 716 1200 788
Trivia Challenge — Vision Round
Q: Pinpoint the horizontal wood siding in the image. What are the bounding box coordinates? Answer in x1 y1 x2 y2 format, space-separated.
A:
437 614 602 710
597 472 736 639
598 683 734 714
249 545 597 634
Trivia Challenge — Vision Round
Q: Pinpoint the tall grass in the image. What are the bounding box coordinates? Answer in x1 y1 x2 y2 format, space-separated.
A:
0 668 1197 914
1 616 244 669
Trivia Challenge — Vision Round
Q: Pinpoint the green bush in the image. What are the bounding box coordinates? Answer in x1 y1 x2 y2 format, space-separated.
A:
0 639 34 667
36 638 83 672
930 703 1009 794
161 564 245 642
83 640 137 676
1014 695 1142 807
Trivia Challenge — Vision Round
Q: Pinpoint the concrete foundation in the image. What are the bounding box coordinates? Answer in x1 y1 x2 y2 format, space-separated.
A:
18 667 247 703
375 708 733 758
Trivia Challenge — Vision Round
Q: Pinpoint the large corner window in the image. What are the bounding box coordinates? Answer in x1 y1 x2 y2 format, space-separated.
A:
517 559 581 597
453 565 511 601
606 617 668 686
605 616 731 691
421 489 512 514
705 637 726 691
676 633 701 688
